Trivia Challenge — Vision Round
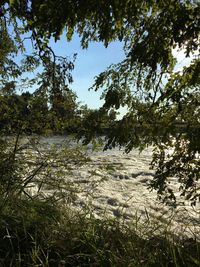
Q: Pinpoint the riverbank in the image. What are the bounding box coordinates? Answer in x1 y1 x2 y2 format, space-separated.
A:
0 135 200 266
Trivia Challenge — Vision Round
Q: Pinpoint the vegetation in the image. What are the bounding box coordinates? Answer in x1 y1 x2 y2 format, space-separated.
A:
0 90 116 135
0 136 199 266
1 0 198 203
0 0 199 266
1 201 200 266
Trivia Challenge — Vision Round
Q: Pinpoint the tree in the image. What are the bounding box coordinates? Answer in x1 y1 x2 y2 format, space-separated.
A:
35 58 79 132
77 107 118 145
2 0 200 204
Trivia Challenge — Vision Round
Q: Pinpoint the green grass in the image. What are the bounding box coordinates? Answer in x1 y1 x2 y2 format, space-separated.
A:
0 196 200 267
0 136 199 266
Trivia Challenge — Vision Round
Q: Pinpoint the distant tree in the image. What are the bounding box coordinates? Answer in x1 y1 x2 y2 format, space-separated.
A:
2 0 200 204
77 107 118 144
34 58 78 132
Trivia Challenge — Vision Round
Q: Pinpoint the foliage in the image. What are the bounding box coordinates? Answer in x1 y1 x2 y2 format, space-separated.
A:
0 89 114 134
4 0 199 204
0 0 199 201
77 107 118 144
1 196 200 266
0 1 199 265
0 135 88 264
0 134 199 266
4 2 200 266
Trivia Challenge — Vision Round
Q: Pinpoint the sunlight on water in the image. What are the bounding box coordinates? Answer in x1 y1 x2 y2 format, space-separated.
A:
20 136 200 239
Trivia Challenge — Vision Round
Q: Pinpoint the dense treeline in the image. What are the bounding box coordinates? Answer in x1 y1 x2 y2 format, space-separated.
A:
0 90 117 135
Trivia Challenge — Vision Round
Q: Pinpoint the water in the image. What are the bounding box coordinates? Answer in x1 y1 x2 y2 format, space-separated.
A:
17 136 200 238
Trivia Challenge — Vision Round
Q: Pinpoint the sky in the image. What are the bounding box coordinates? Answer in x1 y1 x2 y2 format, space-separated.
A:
42 35 194 108
21 31 195 114
47 34 125 109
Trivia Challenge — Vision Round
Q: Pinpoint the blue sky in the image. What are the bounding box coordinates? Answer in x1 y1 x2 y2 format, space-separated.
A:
49 34 125 109
21 31 194 114
39 36 194 110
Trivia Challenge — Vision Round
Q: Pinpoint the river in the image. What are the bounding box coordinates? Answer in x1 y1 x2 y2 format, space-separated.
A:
17 135 200 239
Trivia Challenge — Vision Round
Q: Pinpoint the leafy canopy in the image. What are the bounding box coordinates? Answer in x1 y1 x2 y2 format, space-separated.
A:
1 0 200 205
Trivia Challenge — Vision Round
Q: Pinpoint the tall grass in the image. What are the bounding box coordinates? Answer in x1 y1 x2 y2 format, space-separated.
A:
1 201 200 266
0 136 199 266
